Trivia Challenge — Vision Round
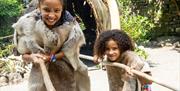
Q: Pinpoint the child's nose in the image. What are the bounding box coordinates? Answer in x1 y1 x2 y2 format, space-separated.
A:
109 50 114 54
48 13 56 19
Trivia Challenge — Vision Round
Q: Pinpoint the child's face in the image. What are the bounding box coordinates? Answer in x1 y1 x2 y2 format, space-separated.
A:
105 39 121 62
39 0 62 28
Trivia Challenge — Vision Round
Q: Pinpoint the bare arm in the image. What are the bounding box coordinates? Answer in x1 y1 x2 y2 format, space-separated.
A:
22 53 34 63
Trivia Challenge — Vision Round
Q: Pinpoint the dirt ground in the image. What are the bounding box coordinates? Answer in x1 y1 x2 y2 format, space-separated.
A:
0 46 179 91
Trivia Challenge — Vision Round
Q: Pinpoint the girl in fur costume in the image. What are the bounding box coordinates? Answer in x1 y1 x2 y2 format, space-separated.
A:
13 0 90 91
94 29 152 91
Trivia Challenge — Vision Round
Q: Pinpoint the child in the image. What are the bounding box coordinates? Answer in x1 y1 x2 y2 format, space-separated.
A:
13 0 90 91
94 29 152 91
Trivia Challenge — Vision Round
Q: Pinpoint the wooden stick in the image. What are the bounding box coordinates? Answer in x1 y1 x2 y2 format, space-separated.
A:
106 0 121 29
79 54 180 91
103 62 179 91
38 59 56 91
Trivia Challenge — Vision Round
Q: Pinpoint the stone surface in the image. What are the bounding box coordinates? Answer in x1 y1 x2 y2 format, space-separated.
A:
0 76 8 86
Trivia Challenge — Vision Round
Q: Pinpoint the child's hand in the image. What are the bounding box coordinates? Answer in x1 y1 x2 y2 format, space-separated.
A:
122 66 136 81
125 66 135 76
41 54 51 62
30 53 44 63
93 55 101 64
30 53 49 63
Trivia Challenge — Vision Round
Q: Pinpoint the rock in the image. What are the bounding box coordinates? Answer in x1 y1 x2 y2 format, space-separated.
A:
138 46 145 50
0 61 5 68
165 42 173 46
8 73 23 85
149 41 158 47
0 76 8 86
174 41 180 48
175 27 180 34
23 72 30 80
155 36 180 47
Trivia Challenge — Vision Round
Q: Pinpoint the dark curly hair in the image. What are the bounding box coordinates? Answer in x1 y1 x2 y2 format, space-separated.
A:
94 29 135 59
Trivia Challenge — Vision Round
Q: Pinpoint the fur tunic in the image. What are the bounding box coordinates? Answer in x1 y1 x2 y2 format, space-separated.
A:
13 9 90 91
106 51 150 91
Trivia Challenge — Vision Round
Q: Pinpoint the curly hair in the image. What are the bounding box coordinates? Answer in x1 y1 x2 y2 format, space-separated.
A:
94 29 135 59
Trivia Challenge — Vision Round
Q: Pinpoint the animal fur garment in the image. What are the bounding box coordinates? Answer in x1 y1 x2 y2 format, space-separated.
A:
106 51 148 91
12 9 90 91
12 9 67 54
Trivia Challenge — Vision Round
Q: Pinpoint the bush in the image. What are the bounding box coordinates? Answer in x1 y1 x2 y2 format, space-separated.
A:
117 0 155 59
0 0 23 17
0 0 23 37
0 0 23 57
121 14 154 43
135 46 148 60
0 44 14 58
117 0 155 43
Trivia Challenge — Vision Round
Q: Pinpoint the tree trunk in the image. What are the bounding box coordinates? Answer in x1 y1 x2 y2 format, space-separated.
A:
86 0 120 35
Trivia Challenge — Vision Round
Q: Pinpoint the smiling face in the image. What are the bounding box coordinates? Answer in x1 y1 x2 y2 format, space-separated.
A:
105 39 121 62
39 0 63 28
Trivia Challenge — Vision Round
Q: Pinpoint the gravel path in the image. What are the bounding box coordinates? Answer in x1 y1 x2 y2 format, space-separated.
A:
0 46 179 91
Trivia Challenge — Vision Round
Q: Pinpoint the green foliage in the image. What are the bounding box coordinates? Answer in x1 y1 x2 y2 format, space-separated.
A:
118 0 155 43
0 0 23 17
135 46 148 60
79 22 86 31
0 24 14 36
0 0 23 58
0 60 16 73
118 0 179 38
117 0 157 58
0 44 15 73
0 44 14 58
121 15 155 43
0 58 27 73
0 0 23 37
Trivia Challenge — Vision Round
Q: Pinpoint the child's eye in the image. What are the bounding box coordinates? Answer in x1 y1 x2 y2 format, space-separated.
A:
55 9 61 13
112 47 118 50
43 8 51 12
